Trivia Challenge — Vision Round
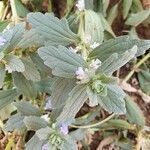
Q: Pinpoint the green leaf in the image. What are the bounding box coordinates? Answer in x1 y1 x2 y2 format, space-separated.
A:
123 0 133 19
125 96 145 127
4 54 25 73
21 57 41 81
0 89 17 110
100 13 115 37
132 0 143 12
0 24 25 53
24 116 48 131
84 10 104 44
138 70 150 95
98 84 126 114
57 85 88 122
30 53 51 79
27 12 79 46
107 3 118 25
10 0 29 18
125 10 150 26
38 45 86 78
12 72 37 98
97 45 137 75
0 20 9 32
13 101 41 116
25 135 44 150
17 29 44 48
50 78 75 121
4 114 26 132
89 36 150 61
102 0 110 16
0 67 5 88
86 86 98 107
85 0 94 10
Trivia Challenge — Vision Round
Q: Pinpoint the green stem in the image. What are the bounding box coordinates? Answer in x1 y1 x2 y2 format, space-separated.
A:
70 113 115 129
124 53 150 82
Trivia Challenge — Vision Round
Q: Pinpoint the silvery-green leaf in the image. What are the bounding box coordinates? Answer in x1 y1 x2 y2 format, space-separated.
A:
129 27 139 39
12 72 37 98
10 0 29 18
30 53 51 79
132 0 143 11
98 84 126 114
97 45 137 75
3 23 25 52
125 96 145 127
107 3 118 25
70 129 87 141
102 0 110 16
0 67 5 88
4 114 26 132
0 89 17 110
86 86 98 107
25 135 45 150
57 84 88 122
27 12 79 46
0 20 9 32
13 101 41 116
21 57 41 81
4 55 25 73
125 10 150 26
123 0 133 19
36 77 56 94
62 135 78 150
84 10 104 44
100 13 115 37
17 29 44 48
24 116 48 131
138 70 150 95
85 0 94 10
36 127 52 140
0 104 16 121
38 45 86 78
89 36 150 61
50 78 75 121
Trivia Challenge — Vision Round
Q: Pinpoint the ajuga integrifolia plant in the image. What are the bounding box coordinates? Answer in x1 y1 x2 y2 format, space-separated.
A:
0 0 150 149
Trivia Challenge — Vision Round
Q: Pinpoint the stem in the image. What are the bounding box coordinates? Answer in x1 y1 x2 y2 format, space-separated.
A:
70 113 115 129
124 53 150 82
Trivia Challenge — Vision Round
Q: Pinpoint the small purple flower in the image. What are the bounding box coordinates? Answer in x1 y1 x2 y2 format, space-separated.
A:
42 143 49 150
60 123 69 135
0 36 6 46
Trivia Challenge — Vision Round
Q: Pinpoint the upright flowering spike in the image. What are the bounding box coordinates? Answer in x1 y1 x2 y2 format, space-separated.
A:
0 36 6 46
76 0 85 11
60 123 68 135
89 59 102 70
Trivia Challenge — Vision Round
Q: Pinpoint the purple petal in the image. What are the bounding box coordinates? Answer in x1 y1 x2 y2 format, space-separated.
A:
60 123 68 135
42 143 49 150
0 36 7 46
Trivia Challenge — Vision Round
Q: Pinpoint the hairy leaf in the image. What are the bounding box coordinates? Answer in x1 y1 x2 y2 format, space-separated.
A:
98 84 126 114
84 10 104 44
12 72 37 98
89 36 150 61
21 57 41 81
57 85 88 122
13 101 41 116
4 55 25 73
125 10 150 26
123 0 133 19
125 96 145 127
38 45 86 78
24 116 48 131
27 12 79 46
0 89 17 110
